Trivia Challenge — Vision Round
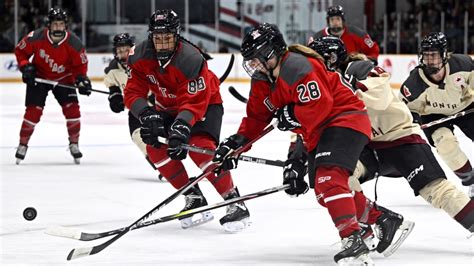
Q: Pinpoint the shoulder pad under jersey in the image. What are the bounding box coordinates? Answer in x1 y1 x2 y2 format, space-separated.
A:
104 59 120 74
67 31 85 51
448 54 473 73
346 25 368 38
400 67 429 102
171 41 204 80
279 52 313 87
26 29 45 42
127 40 155 66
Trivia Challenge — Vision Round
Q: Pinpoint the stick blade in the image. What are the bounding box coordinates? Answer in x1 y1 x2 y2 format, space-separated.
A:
45 226 82 240
67 247 93 260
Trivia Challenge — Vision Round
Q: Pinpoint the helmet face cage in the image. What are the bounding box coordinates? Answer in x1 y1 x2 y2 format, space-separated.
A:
418 32 448 75
149 9 181 61
47 8 68 38
113 33 135 62
308 36 347 71
240 23 287 81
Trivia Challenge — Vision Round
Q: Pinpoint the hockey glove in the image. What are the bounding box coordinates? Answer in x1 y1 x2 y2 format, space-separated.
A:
139 107 167 147
167 119 192 160
108 86 125 113
75 76 92 96
21 64 36 87
213 134 248 172
283 137 308 197
276 104 301 131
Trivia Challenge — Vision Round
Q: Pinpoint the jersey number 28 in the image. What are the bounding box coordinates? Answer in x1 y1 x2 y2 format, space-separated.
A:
297 81 320 103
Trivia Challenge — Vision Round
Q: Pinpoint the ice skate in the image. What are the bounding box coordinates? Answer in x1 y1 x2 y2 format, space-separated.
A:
375 205 414 257
68 143 82 164
219 188 250 233
179 186 213 229
15 144 28 165
335 231 374 266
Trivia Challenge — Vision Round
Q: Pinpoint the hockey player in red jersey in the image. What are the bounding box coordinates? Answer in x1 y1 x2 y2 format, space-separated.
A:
14 8 92 164
213 23 379 265
123 9 249 232
312 5 379 64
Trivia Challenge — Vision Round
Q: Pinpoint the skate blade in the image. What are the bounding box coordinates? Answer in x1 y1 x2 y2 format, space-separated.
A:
15 158 22 165
222 218 251 233
337 253 374 266
382 220 415 257
180 211 214 229
74 158 81 165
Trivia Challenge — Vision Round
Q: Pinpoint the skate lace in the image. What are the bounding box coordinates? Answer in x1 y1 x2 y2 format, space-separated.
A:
226 202 246 214
184 194 202 209
340 235 354 250
374 224 383 239
17 145 27 155
69 144 80 154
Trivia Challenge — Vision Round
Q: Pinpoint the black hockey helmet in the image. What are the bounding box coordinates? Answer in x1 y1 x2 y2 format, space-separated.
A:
308 36 347 71
241 23 287 82
148 9 180 61
47 8 68 24
112 33 135 62
326 5 345 22
418 32 448 75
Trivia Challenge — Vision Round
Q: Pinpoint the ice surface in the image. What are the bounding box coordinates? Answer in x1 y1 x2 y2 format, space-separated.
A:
1 81 472 265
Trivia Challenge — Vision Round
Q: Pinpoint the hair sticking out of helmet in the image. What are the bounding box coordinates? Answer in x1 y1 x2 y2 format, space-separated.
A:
308 36 347 71
113 33 135 64
418 32 448 75
240 23 287 82
47 8 68 38
149 9 181 61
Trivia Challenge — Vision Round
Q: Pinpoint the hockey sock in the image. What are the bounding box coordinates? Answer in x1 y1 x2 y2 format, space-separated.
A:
19 105 43 145
315 166 360 238
353 191 382 224
454 200 474 232
147 145 189 189
62 102 81 143
188 134 234 195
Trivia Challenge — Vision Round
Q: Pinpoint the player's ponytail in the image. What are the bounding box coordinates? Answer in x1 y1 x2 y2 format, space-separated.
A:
288 44 325 64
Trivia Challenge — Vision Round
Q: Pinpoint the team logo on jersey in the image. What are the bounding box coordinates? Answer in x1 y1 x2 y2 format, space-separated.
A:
364 37 374 48
454 76 467 90
402 85 411 97
39 49 65 73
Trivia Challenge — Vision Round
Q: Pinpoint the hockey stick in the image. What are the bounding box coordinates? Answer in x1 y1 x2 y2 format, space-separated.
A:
420 108 474 129
65 120 277 260
218 54 235 84
228 86 248 103
157 137 285 167
35 78 110 95
47 184 289 241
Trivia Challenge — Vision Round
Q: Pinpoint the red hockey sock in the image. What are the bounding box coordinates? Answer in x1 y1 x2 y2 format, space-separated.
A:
62 103 81 143
353 191 382 224
315 166 360 238
19 105 43 145
147 145 189 189
188 134 234 196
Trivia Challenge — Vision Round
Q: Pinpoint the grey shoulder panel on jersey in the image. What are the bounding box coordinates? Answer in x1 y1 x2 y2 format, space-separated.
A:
345 60 374 80
104 59 120 74
27 29 45 42
280 53 313 86
67 31 85 51
172 41 204 80
347 25 368 38
400 67 429 102
448 54 473 73
128 40 155 66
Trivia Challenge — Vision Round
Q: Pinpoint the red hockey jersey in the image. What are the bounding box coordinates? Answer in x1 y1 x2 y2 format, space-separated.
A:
237 51 371 151
124 40 222 126
314 25 379 61
15 29 88 84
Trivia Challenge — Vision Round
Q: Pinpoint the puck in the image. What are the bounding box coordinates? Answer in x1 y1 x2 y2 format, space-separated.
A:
23 207 37 221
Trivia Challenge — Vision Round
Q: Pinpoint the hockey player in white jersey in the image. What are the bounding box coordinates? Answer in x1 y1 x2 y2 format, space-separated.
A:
310 36 474 238
399 32 474 198
103 33 163 179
